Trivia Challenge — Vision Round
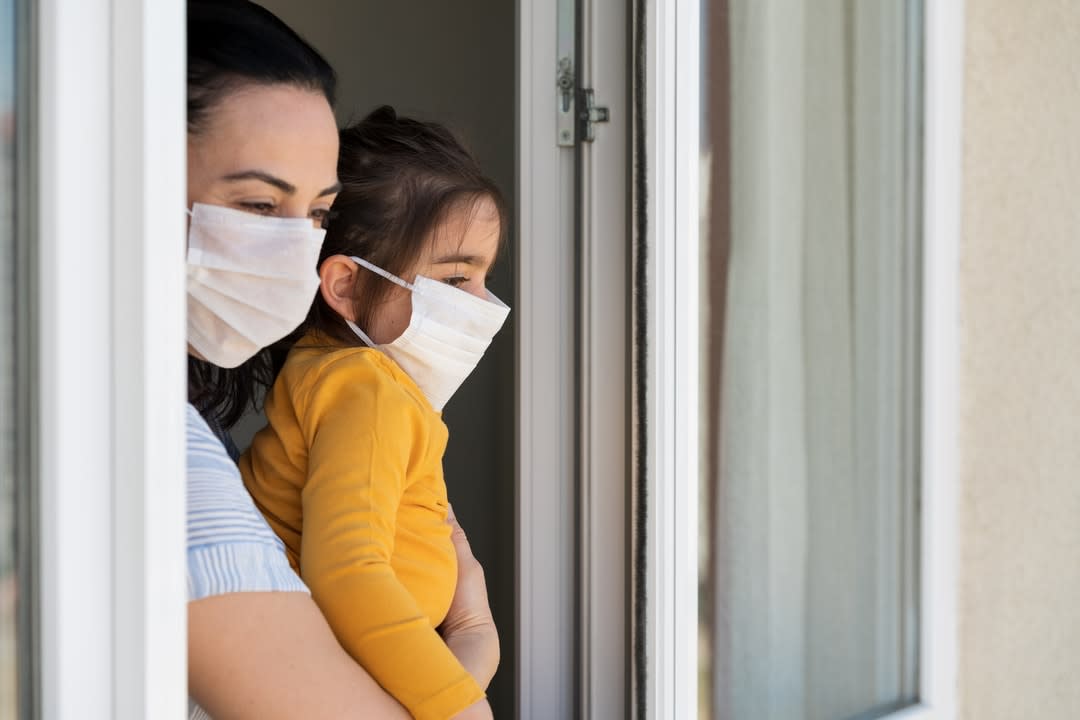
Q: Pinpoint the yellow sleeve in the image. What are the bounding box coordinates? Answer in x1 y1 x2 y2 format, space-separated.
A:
296 353 484 720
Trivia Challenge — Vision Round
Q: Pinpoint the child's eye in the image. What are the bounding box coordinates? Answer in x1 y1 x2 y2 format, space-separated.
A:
443 276 469 288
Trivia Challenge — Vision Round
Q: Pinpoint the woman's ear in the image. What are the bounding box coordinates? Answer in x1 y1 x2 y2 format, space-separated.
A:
319 254 360 322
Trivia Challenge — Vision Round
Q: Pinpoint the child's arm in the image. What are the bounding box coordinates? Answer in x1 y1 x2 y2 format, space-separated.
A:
297 355 486 720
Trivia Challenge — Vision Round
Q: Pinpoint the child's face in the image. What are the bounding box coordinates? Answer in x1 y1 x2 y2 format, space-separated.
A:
367 196 501 345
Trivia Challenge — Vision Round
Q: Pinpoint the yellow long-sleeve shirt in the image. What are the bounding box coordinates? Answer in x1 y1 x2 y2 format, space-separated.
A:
239 333 485 720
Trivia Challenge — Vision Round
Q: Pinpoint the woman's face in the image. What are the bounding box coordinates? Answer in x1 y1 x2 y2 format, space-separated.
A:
187 84 340 225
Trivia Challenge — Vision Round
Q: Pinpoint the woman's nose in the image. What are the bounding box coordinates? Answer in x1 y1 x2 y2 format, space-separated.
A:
279 200 322 227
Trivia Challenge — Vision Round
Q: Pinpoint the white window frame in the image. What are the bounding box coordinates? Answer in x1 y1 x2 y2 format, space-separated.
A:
37 0 187 717
642 0 701 716
29 0 961 717
894 1 965 718
645 1 964 719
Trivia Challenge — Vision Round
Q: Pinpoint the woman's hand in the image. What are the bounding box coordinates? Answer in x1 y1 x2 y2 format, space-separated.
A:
452 699 495 720
440 505 501 691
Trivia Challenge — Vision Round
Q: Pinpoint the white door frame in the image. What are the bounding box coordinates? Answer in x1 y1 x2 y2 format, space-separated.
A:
578 0 631 714
36 0 187 717
516 1 579 717
517 0 633 715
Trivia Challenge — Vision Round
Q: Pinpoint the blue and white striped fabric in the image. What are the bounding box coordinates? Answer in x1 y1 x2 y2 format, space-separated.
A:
186 402 307 600
189 700 212 720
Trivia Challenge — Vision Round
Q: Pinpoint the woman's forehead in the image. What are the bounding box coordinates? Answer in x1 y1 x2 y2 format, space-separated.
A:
195 85 339 190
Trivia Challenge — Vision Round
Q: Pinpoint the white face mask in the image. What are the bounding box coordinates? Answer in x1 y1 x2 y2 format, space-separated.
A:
186 203 326 368
345 256 510 411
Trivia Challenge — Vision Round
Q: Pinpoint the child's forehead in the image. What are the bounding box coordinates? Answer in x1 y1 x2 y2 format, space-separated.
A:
425 199 501 264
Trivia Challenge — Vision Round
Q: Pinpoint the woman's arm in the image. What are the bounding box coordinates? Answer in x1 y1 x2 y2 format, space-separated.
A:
189 591 410 720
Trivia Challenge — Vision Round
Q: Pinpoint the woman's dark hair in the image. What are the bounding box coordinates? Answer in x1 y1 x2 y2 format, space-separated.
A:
303 105 507 345
187 0 336 135
186 0 337 428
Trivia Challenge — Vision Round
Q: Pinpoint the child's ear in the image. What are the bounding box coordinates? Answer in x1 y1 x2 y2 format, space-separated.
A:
319 255 360 322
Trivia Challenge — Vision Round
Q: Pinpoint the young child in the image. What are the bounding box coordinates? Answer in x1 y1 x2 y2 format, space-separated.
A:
239 106 508 719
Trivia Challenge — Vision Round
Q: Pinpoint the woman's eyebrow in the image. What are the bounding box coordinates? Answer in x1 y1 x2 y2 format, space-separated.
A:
222 170 296 194
221 172 340 199
317 181 343 198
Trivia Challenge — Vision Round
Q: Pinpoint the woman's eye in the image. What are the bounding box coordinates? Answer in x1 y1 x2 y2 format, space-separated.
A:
310 208 330 222
238 201 276 215
443 276 468 288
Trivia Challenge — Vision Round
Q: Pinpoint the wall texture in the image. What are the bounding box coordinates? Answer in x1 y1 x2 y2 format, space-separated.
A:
959 1 1080 716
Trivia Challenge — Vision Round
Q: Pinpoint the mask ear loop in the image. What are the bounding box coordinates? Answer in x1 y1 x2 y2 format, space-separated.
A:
349 256 415 292
345 319 377 348
345 256 415 348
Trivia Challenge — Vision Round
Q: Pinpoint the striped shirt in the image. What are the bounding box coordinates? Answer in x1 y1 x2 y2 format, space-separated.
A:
186 402 307 598
187 402 306 720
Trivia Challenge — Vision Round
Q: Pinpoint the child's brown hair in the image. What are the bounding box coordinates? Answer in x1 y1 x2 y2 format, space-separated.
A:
304 105 507 345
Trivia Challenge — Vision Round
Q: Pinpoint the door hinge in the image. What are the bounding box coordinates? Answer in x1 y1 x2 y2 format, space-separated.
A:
579 88 610 143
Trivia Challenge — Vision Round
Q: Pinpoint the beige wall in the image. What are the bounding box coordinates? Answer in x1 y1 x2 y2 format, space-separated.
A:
959 1 1080 717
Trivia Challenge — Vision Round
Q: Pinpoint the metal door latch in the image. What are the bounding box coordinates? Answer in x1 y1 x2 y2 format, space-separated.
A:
579 89 610 143
557 57 577 146
557 58 611 146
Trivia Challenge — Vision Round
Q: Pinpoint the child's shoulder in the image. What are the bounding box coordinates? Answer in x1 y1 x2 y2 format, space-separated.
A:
286 335 394 384
283 333 427 410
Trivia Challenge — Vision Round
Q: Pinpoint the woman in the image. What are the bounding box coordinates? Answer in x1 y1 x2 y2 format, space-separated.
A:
183 3 498 718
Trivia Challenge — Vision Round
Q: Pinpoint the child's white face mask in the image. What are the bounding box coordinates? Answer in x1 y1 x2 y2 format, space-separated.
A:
345 256 510 411
186 203 326 368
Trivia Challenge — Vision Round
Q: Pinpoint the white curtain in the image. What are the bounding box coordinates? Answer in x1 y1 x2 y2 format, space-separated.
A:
710 1 921 718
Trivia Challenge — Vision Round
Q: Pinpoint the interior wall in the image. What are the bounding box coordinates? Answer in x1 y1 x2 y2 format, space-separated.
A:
959 1 1080 717
256 1 518 713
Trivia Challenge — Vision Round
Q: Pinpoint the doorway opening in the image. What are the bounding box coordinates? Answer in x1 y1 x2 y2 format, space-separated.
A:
236 2 519 714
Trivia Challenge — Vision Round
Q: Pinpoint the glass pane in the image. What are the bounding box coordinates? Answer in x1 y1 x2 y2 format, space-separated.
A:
0 0 14 714
699 1 924 718
0 0 26 715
